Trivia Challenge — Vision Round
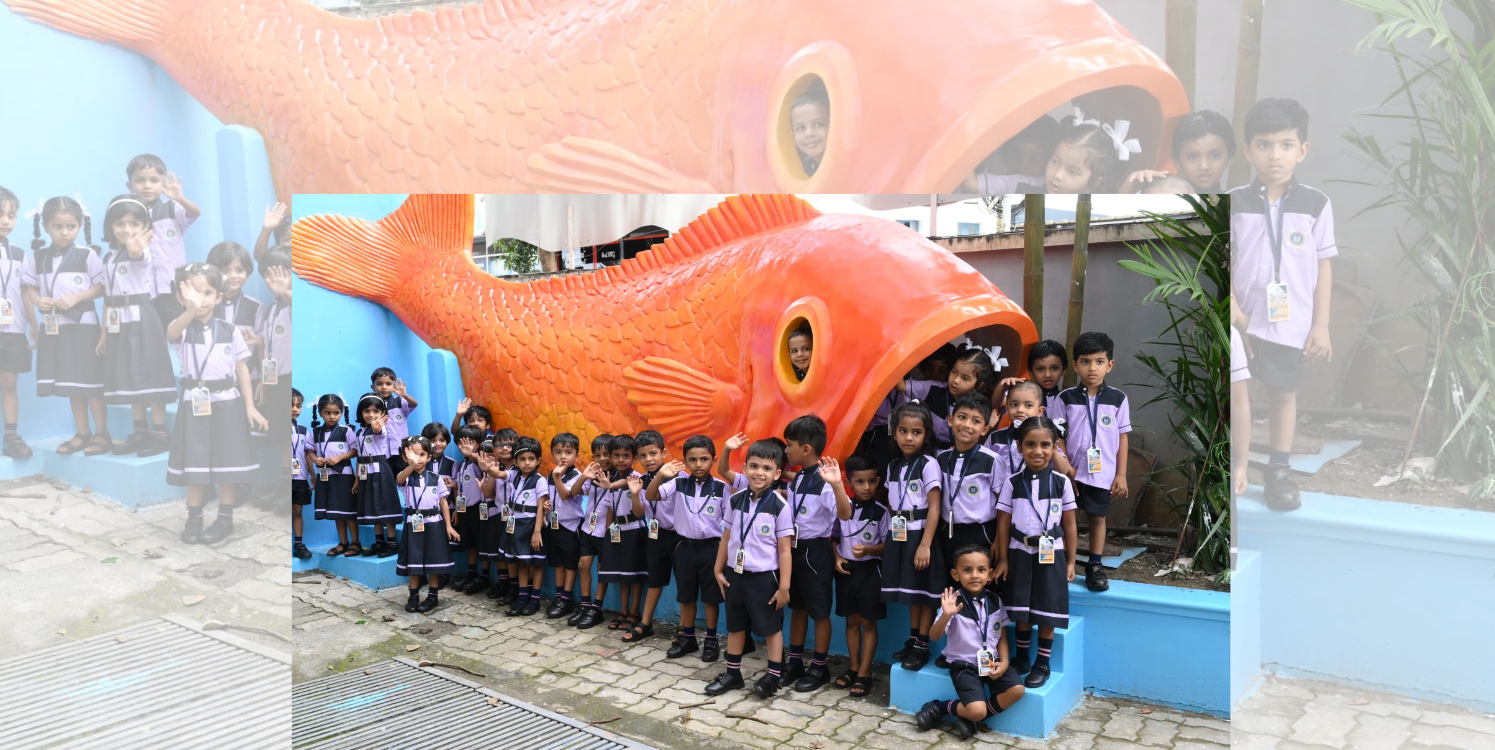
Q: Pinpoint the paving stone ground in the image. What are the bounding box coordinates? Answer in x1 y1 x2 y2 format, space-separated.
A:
1232 674 1495 750
0 476 291 655
293 574 1230 749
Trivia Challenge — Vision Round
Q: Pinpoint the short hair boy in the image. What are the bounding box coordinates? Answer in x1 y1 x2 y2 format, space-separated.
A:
1058 332 1131 592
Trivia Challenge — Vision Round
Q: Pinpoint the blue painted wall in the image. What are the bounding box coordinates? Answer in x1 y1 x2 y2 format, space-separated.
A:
1239 489 1495 713
0 7 277 444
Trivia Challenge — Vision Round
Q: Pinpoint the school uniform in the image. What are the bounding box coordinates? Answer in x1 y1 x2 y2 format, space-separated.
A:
24 242 104 397
310 423 357 520
785 464 839 621
353 426 402 524
145 196 194 325
1058 383 1131 515
395 468 455 576
1040 388 1067 437
833 499 890 622
291 422 311 506
723 486 794 638
1230 178 1337 391
936 445 1003 554
165 319 258 485
578 477 610 560
502 471 551 567
597 472 646 585
635 470 679 589
255 297 291 441
476 464 509 564
996 468 1075 629
902 379 954 447
439 455 479 554
0 239 33 373
100 247 175 403
981 427 1025 479
664 474 732 606
942 589 1023 705
857 388 910 474
544 466 583 570
879 454 946 606
378 392 414 473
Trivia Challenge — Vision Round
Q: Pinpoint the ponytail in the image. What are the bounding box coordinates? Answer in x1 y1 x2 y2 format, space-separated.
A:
31 213 42 251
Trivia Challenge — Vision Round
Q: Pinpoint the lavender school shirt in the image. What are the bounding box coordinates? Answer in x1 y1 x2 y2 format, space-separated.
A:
256 298 291 378
0 239 27 336
172 319 250 402
145 196 193 298
1058 383 1131 490
355 426 400 477
380 394 414 443
903 379 953 443
632 470 674 531
996 468 1077 552
312 424 356 476
935 445 1001 526
1230 178 1338 350
941 589 1010 665
401 469 450 520
833 500 890 562
724 487 794 573
451 456 484 509
103 247 155 326
551 466 583 531
663 475 730 541
508 471 551 520
785 464 839 540
22 242 104 327
291 423 310 480
884 454 943 533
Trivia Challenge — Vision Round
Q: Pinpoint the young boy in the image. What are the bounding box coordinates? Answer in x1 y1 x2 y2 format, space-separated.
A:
916 545 1025 740
567 434 614 628
125 154 200 325
1058 332 1131 592
985 380 1072 477
544 433 584 619
449 397 492 438
706 439 794 699
1230 97 1335 511
625 430 673 642
291 388 312 559
371 367 419 473
450 425 491 594
789 84 830 176
832 454 889 696
777 415 852 692
938 393 1005 573
647 435 738 662
0 187 33 458
487 428 521 603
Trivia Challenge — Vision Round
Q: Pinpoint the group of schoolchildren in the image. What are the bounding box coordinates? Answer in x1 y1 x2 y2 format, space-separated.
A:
1 156 294 546
294 327 1132 741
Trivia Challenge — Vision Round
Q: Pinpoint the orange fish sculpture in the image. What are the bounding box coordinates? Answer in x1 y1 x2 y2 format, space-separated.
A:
5 0 1186 194
292 194 1037 459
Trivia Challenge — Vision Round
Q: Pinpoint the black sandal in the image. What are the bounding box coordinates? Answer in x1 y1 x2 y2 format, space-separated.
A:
56 433 90 455
607 615 629 631
621 622 654 643
83 432 113 456
326 543 347 557
850 675 874 697
833 669 857 689
344 544 363 557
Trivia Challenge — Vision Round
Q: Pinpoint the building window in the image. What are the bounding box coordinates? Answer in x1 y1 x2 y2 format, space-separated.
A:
958 222 981 236
896 219 920 232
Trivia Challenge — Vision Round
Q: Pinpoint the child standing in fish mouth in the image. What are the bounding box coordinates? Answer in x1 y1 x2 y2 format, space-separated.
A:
790 82 831 177
880 401 946 673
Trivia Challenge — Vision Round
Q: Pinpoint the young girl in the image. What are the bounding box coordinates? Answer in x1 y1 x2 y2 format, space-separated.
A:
895 344 997 448
879 401 946 672
24 196 108 456
503 436 550 617
997 339 1069 428
353 393 403 558
1044 115 1129 194
165 263 268 543
206 241 262 357
787 324 813 382
984 381 1056 479
0 187 33 458
567 433 613 628
1122 110 1235 194
594 434 645 632
98 195 175 456
254 246 292 443
311 394 358 554
291 388 312 559
396 435 459 613
447 425 490 594
370 366 419 472
993 416 1078 689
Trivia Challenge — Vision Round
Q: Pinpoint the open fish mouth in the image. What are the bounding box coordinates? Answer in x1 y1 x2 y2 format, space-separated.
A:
824 292 1036 459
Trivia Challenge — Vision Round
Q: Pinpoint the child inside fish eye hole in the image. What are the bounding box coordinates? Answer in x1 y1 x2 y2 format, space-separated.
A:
959 115 1059 194
788 324 812 381
1121 110 1236 194
790 81 831 177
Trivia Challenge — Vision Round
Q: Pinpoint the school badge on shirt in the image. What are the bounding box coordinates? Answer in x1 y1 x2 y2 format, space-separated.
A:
275 324 286 335
165 228 177 239
1100 415 1112 427
704 504 716 516
860 530 874 542
1288 229 1307 249
757 521 772 536
118 265 129 276
966 483 979 496
72 274 84 286
908 480 920 495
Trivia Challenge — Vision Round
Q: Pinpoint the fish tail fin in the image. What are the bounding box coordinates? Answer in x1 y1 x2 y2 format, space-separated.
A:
292 195 475 305
4 0 176 51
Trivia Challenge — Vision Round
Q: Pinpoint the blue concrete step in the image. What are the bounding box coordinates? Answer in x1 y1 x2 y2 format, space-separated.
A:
890 617 1086 739
303 524 409 590
30 435 185 506
0 450 46 480
105 401 178 438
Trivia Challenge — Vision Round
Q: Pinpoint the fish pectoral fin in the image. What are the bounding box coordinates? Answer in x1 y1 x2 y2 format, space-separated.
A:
526 137 716 194
623 357 743 441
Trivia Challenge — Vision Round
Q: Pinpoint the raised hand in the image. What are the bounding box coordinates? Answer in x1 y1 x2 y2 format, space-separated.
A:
456 398 472 416
940 587 963 618
394 378 408 397
819 458 841 485
125 227 154 259
456 437 476 457
627 475 644 494
263 265 292 298
179 280 206 311
724 433 749 452
263 202 287 231
163 172 186 201
657 460 685 480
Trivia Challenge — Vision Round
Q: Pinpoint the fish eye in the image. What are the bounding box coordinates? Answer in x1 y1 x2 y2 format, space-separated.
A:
775 301 829 402
768 46 860 189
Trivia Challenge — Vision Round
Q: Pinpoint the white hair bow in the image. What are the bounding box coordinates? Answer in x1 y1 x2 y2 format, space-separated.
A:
1102 120 1142 162
1071 107 1101 129
983 345 1009 372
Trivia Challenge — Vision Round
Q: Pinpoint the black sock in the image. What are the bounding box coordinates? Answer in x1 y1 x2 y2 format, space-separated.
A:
909 626 920 641
985 698 1005 715
218 505 235 517
292 535 302 543
4 422 16 435
1036 636 1054 667
943 699 960 716
151 424 167 436
705 628 718 640
408 587 421 596
187 506 204 518
1015 629 1030 654
1088 553 1102 565
767 660 782 678
914 633 929 647
133 417 146 433
787 645 804 667
428 587 440 595
1270 450 1290 465
811 651 828 669
726 653 742 678
680 627 696 639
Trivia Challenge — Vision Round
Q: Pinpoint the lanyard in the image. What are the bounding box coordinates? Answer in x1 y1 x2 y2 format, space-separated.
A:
941 447 978 532
41 245 74 300
406 470 434 512
216 294 239 325
1084 385 1107 451
683 477 720 515
0 240 19 300
735 489 771 552
790 465 821 520
893 456 923 514
962 591 996 651
1001 430 1022 477
637 471 660 519
189 322 215 380
845 504 879 544
1022 469 1059 532
317 426 343 464
1261 183 1295 283
263 299 285 360
511 471 540 508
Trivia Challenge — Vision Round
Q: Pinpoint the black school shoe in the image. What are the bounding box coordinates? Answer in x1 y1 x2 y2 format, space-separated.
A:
292 542 313 559
934 655 949 669
704 671 744 696
136 432 170 458
520 596 541 616
901 642 930 671
701 637 719 662
2 433 32 458
362 540 384 557
546 597 575 619
404 589 421 612
794 665 830 693
752 672 783 698
575 606 605 629
1264 464 1302 510
951 717 978 740
112 431 148 455
506 596 527 616
464 576 491 595
781 661 806 686
1024 661 1051 688
377 542 398 558
199 515 235 545
487 582 508 601
666 636 698 659
915 700 944 731
1010 648 1031 676
417 589 441 613
891 638 914 661
566 604 588 626
180 515 203 544
1085 562 1110 592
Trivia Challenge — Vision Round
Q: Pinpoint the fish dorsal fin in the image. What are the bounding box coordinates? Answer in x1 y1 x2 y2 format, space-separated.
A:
377 0 565 37
292 194 475 305
612 194 822 281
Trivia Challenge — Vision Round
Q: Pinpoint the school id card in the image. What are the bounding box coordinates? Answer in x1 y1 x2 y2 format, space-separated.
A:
1267 282 1290 323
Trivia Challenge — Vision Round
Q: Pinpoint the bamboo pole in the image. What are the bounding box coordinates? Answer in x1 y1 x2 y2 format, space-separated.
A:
1023 195 1046 337
1228 0 1264 187
1166 0 1199 107
1064 195 1093 389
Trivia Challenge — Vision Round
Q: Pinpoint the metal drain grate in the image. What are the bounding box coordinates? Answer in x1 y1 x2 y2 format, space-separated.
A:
0 614 290 749
293 658 650 750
